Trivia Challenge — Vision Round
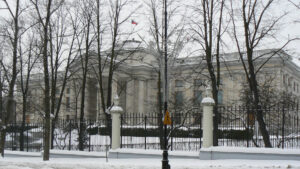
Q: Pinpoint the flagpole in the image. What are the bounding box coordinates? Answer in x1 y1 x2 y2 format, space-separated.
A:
162 0 170 168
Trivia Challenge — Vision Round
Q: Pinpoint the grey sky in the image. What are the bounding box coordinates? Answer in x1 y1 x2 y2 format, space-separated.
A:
0 0 299 64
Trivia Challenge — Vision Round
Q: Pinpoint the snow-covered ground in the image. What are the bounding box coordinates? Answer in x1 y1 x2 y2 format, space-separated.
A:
1 149 300 169
1 156 300 169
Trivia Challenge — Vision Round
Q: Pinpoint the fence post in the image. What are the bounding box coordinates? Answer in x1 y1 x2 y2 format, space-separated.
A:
246 106 249 148
69 121 72 151
201 85 215 148
50 114 55 150
282 106 285 149
171 119 173 151
111 95 123 150
199 114 202 149
89 120 91 152
120 115 123 148
26 123 29 152
144 115 147 150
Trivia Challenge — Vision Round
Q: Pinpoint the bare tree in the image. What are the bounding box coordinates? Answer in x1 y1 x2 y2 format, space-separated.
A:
0 0 21 157
48 2 78 149
70 0 96 151
141 0 188 148
92 0 141 141
189 0 226 146
104 0 138 115
288 0 300 9
18 31 40 151
230 0 295 147
29 0 61 160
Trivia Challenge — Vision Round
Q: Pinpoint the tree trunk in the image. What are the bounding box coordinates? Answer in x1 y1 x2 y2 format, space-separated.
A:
78 50 89 150
20 95 27 151
0 0 20 157
247 58 272 147
0 130 6 157
41 0 53 161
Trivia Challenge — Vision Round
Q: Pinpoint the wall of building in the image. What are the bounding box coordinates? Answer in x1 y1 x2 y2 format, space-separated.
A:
15 49 300 122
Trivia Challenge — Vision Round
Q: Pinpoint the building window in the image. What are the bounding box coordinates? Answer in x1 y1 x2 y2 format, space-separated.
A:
194 79 203 87
55 98 60 108
288 78 292 87
66 97 70 111
283 74 286 84
194 90 202 105
56 89 60 94
218 91 223 104
175 80 184 87
219 78 223 85
175 91 184 107
294 82 296 91
66 88 70 94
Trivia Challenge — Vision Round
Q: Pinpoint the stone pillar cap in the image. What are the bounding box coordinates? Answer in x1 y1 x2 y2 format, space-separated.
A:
201 97 215 106
111 95 123 113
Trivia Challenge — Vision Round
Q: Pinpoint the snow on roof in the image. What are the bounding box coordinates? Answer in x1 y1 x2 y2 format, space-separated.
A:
174 48 292 66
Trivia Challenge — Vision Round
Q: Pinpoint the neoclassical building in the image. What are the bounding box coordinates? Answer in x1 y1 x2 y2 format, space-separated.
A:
15 40 300 122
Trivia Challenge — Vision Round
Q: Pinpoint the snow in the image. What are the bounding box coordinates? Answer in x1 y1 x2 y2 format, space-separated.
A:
201 146 300 155
201 97 215 105
1 148 300 169
110 106 123 112
47 150 107 157
110 148 199 157
4 150 41 157
1 156 300 169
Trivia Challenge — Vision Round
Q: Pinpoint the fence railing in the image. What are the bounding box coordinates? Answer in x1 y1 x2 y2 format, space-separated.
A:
218 105 300 149
3 105 300 152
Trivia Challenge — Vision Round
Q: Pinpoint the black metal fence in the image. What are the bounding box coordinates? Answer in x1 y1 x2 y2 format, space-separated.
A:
4 105 300 152
120 111 202 151
218 105 300 149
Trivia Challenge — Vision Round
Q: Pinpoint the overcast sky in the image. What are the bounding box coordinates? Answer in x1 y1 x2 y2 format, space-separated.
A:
0 0 300 64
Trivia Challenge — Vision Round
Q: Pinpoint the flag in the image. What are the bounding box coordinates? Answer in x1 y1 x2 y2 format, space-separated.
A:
131 20 138 25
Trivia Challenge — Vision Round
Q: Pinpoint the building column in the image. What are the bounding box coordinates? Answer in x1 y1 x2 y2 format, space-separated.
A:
112 77 118 101
126 80 134 113
138 80 144 113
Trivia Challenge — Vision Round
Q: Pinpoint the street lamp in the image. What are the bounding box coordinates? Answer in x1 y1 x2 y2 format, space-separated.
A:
162 0 170 169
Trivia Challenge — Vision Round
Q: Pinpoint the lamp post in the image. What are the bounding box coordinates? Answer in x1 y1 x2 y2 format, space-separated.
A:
0 53 2 121
162 0 170 169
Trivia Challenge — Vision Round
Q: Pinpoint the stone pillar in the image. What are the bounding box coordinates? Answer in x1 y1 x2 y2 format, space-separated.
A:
201 85 215 148
138 80 144 113
111 95 123 150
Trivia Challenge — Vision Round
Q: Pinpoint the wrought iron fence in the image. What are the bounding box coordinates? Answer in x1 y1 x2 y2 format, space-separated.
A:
120 111 202 151
218 105 300 149
3 104 300 152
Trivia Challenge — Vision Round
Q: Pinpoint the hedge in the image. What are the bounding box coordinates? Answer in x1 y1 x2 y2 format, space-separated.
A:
87 126 253 140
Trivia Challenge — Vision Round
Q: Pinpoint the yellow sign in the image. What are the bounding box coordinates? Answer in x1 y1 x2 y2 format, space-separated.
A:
163 110 172 125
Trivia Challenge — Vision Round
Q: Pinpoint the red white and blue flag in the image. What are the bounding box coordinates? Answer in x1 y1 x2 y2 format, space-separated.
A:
131 20 138 25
